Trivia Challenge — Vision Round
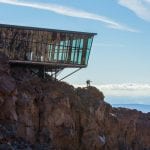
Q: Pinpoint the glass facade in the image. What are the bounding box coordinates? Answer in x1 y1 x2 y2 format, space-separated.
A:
0 24 95 66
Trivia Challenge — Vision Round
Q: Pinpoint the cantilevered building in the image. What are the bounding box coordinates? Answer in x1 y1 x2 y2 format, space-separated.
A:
0 24 96 79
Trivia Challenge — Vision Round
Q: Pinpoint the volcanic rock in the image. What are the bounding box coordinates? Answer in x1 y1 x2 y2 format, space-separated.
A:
0 52 150 150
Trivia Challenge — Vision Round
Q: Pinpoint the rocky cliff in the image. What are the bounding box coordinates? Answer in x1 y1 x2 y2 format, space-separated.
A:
0 52 150 150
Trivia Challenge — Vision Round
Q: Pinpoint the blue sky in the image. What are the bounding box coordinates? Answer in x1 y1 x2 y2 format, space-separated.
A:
0 0 150 101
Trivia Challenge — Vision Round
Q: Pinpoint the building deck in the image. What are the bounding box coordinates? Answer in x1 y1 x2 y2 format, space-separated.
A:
9 60 86 69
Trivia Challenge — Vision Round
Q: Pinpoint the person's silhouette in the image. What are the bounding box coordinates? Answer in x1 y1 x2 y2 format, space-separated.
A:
86 80 91 87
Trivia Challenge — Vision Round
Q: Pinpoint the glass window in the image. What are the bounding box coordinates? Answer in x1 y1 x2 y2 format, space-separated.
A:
71 48 75 63
84 37 93 65
87 37 93 50
72 40 76 47
78 50 82 64
60 41 64 46
80 39 83 48
85 49 90 65
54 45 58 61
76 39 80 48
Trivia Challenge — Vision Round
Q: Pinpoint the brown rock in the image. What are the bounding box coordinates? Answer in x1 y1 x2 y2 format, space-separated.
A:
0 96 4 106
0 75 16 95
0 52 10 74
0 52 150 150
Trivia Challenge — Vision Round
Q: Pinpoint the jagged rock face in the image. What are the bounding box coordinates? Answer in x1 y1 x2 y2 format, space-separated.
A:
0 52 150 150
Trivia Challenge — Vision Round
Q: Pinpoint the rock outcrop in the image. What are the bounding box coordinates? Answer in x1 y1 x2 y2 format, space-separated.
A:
0 52 150 150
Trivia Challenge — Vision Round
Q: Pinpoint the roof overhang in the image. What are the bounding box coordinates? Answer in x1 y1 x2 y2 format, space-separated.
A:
0 23 97 36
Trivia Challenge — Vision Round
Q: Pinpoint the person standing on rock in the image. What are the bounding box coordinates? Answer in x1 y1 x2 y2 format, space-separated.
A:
86 80 92 87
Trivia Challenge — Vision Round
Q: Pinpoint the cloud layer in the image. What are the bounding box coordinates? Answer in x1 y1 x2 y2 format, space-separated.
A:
0 0 138 32
75 83 150 97
96 83 150 90
118 0 150 22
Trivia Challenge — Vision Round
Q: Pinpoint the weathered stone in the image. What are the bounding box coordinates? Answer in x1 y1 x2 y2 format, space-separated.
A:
0 97 4 106
0 144 13 150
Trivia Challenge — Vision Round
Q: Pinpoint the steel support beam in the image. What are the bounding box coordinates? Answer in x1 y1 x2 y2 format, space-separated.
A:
59 68 82 81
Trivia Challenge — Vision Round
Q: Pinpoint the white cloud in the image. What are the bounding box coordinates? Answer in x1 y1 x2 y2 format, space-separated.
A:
75 83 150 91
118 0 150 22
74 83 150 97
96 83 150 90
0 0 138 32
144 0 150 3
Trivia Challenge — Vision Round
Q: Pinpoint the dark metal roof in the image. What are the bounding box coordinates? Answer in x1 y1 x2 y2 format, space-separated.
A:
0 23 97 36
